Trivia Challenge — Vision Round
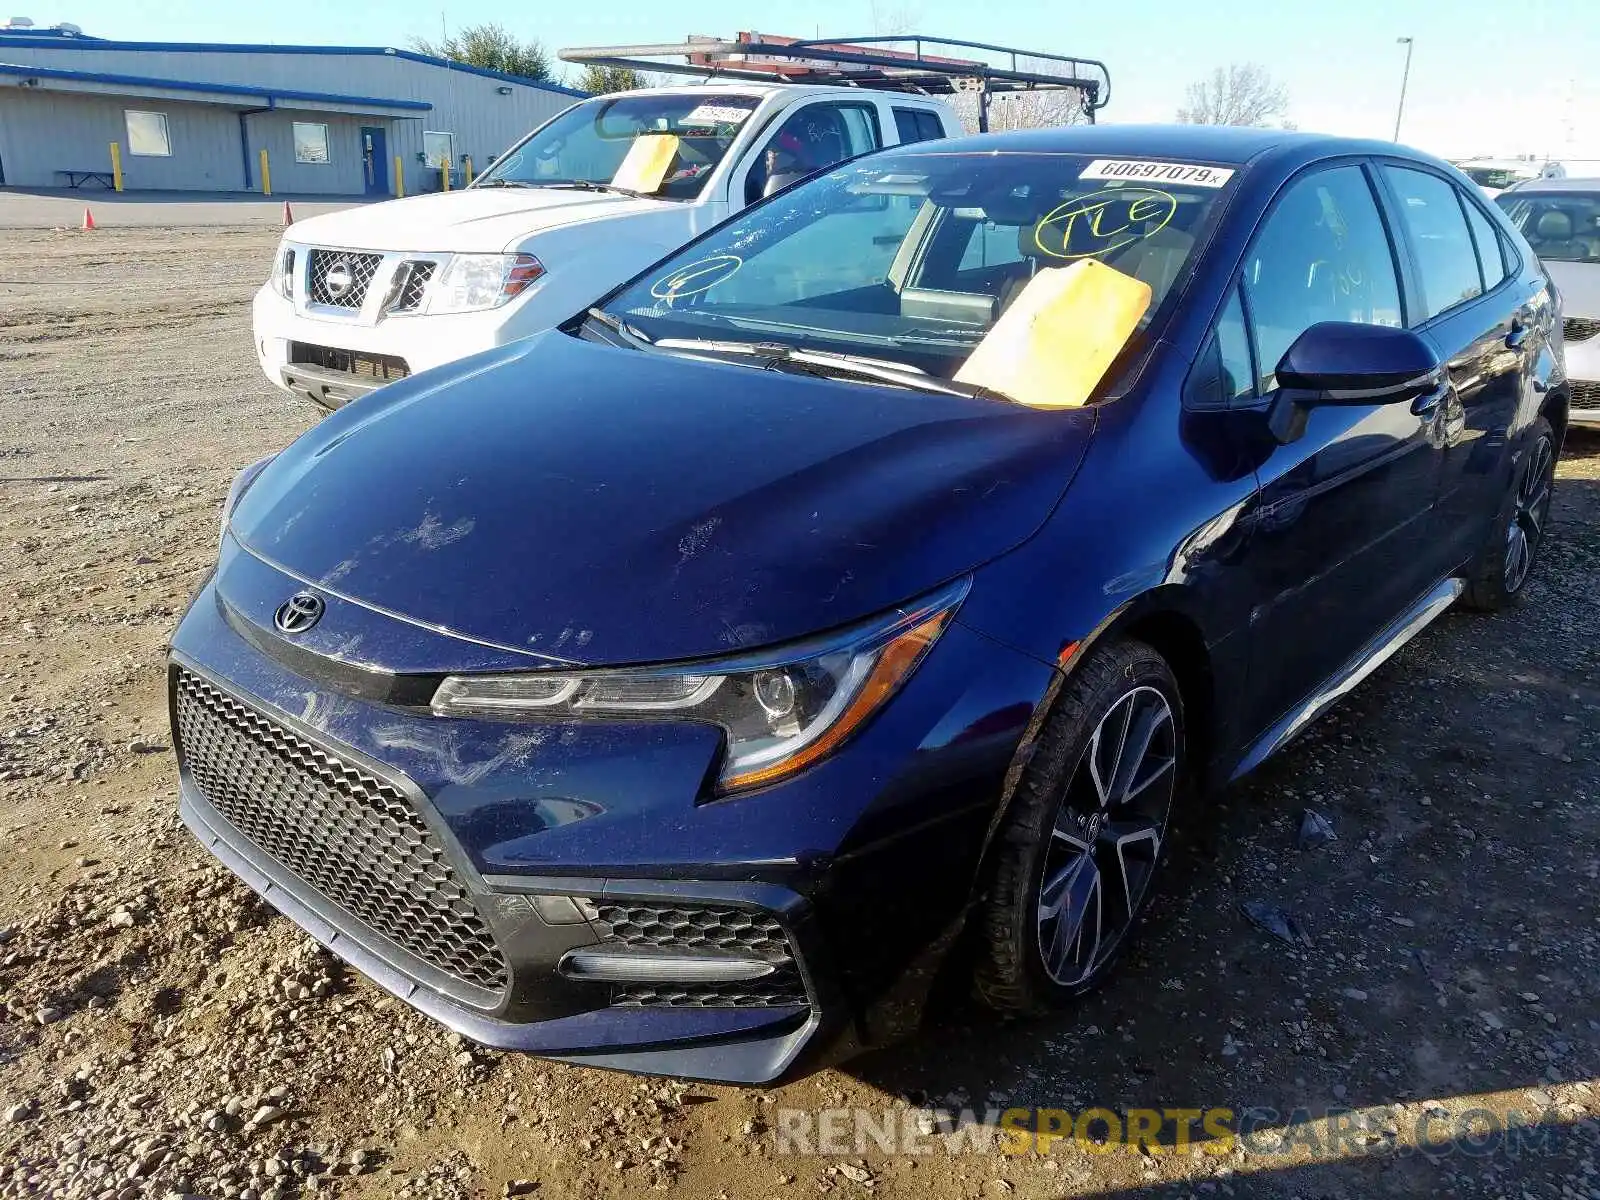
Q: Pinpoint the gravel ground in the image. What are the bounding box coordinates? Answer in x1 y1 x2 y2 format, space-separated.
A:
1 226 1597 1200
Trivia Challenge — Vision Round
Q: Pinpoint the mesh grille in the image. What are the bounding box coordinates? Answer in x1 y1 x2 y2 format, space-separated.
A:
1565 317 1600 344
1572 379 1600 408
308 249 382 309
174 669 510 994
591 904 807 1008
390 261 436 313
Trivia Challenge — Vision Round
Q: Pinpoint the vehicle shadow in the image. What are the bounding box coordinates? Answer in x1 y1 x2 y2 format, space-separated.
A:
820 467 1600 1196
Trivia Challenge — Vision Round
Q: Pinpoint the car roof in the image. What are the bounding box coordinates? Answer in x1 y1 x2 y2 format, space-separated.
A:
889 123 1422 168
1501 177 1600 194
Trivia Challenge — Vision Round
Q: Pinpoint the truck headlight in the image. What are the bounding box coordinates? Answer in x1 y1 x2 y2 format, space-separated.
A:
428 253 545 314
431 579 969 793
269 244 296 300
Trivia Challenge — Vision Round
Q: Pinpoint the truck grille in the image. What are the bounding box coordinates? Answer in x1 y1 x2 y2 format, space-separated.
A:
389 261 436 313
1572 380 1600 409
591 903 807 1008
307 249 383 309
173 668 510 995
1565 317 1600 344
289 342 410 383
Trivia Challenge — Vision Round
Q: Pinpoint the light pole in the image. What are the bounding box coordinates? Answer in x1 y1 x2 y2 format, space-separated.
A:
1393 37 1414 142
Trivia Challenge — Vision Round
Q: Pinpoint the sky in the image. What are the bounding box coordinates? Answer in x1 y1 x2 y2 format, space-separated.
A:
13 0 1600 164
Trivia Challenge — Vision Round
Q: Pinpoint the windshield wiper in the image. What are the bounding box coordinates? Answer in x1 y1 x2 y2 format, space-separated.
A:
546 180 651 200
583 308 654 350
472 178 537 189
651 337 994 400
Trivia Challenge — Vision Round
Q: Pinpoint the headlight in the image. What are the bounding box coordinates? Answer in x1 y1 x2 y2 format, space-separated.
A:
219 454 276 549
431 578 969 793
269 244 295 300
428 253 545 314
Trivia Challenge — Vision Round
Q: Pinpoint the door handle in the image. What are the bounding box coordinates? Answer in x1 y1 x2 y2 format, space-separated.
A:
1505 321 1528 349
1410 382 1449 418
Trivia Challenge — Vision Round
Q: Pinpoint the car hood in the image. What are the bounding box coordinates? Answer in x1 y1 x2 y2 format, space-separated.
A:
228 334 1094 668
287 188 678 254
1545 259 1600 319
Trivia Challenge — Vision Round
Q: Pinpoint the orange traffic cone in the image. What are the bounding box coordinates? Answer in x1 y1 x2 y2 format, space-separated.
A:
282 200 294 227
81 207 95 231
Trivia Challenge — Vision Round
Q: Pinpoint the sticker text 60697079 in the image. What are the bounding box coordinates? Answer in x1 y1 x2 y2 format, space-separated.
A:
1078 159 1236 188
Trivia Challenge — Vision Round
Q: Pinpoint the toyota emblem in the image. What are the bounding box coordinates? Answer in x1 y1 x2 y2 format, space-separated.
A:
323 259 355 299
274 591 325 634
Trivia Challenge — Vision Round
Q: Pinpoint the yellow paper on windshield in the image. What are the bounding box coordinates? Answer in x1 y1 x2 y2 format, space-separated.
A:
954 259 1152 409
611 134 680 194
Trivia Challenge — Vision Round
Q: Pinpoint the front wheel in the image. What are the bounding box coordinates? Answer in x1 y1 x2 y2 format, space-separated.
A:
974 640 1185 1014
1463 417 1557 611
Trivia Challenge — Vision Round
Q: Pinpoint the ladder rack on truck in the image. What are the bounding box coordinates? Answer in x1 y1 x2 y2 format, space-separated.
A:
558 33 1111 128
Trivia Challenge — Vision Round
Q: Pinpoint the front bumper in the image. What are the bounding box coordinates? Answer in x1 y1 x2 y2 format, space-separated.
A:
1567 330 1600 426
168 555 1053 1082
252 285 521 412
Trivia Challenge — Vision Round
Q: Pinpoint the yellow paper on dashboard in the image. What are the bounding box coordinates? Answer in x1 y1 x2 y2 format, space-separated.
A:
611 134 681 195
954 259 1152 408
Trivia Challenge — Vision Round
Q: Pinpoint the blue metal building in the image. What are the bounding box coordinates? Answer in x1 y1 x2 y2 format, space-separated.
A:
0 24 584 195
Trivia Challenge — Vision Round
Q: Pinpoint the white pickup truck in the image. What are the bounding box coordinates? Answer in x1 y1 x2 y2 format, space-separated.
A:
253 82 961 409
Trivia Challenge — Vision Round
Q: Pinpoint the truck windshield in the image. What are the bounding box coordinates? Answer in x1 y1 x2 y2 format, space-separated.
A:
474 92 763 200
598 151 1236 377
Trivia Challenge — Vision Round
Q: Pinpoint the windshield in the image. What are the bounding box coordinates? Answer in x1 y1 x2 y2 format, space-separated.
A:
1497 191 1600 263
597 151 1236 379
473 92 762 200
1463 166 1532 189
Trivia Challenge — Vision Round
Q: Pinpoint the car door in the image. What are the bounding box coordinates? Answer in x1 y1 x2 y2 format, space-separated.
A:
737 100 882 207
1230 161 1447 738
1377 163 1537 571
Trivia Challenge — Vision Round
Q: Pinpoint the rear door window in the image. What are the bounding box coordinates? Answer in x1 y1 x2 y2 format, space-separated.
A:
893 108 945 145
1461 195 1509 291
1242 165 1405 390
1382 166 1485 320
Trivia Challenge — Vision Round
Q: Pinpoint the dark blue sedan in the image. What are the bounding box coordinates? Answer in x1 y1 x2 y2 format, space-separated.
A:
170 125 1570 1084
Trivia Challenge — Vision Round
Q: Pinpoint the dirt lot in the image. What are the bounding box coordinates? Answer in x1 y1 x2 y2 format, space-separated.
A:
1 226 1597 1200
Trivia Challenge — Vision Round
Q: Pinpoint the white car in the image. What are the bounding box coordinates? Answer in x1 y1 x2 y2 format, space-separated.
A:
1498 178 1600 427
253 83 960 409
1457 157 1565 199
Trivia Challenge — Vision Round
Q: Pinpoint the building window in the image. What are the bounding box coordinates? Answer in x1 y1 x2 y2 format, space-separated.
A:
293 122 330 165
423 130 454 169
125 110 171 157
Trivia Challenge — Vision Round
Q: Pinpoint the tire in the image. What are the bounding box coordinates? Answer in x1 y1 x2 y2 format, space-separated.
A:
1462 416 1557 612
974 639 1186 1015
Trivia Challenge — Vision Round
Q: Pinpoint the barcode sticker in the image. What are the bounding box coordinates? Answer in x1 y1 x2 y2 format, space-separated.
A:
1079 159 1236 188
683 103 754 127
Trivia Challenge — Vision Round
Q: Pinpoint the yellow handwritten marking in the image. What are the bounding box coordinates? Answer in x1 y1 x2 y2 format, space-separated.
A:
1033 188 1178 261
648 254 744 303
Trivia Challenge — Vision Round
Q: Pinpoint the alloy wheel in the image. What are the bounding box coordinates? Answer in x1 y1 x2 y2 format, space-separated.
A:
1036 684 1177 988
1504 435 1555 594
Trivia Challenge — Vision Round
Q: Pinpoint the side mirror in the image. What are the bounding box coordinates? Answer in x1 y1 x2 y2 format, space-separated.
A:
1268 322 1442 443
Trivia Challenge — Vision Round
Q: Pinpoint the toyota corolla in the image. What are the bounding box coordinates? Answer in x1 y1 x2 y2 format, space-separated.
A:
170 126 1569 1084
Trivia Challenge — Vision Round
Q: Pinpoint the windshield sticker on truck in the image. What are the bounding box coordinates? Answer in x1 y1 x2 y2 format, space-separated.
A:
683 103 756 128
649 254 744 303
1032 188 1178 261
1078 159 1235 188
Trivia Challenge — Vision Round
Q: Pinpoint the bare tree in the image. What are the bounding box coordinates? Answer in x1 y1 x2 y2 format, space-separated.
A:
964 88 1090 133
1176 63 1289 127
411 22 551 83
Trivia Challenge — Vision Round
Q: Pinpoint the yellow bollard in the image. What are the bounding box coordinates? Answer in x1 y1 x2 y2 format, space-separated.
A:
109 141 124 192
259 149 271 196
463 155 474 186
440 163 450 192
394 155 404 198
